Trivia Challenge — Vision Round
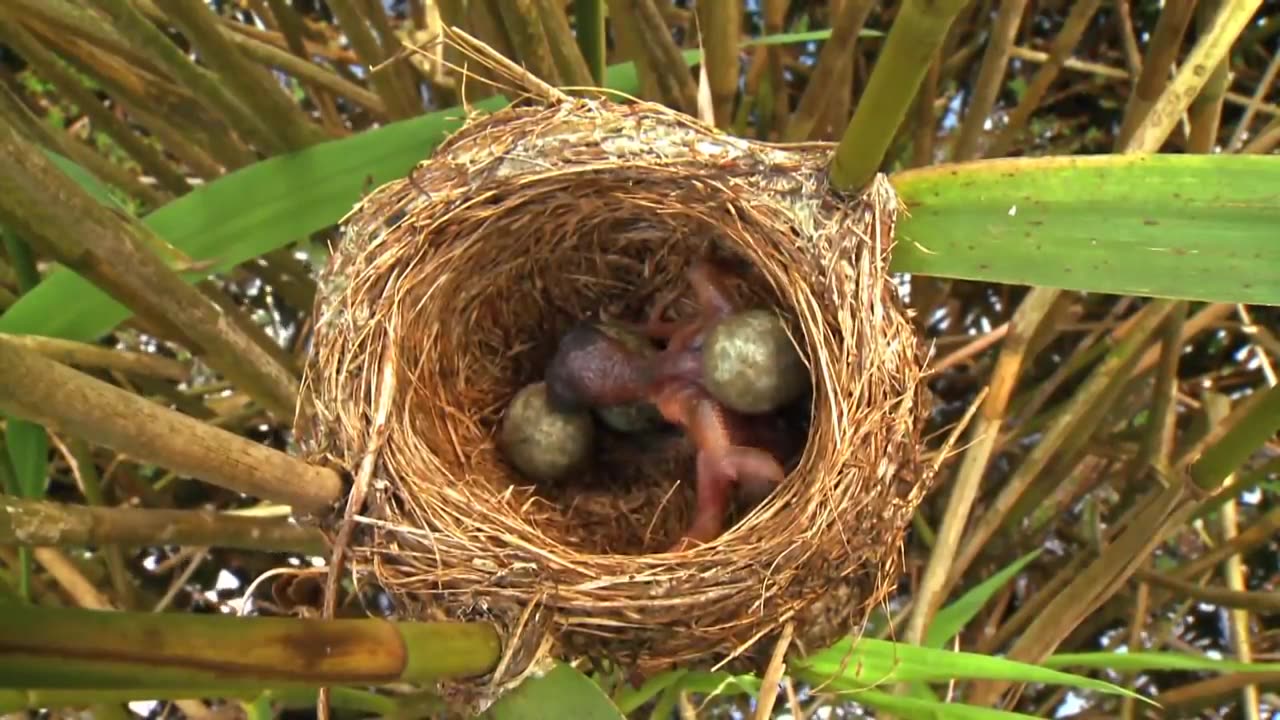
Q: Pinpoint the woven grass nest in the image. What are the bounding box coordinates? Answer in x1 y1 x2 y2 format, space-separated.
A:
297 60 934 703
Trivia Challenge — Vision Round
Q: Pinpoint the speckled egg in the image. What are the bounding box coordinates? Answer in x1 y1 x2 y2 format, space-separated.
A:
702 309 809 414
592 323 666 433
498 381 595 483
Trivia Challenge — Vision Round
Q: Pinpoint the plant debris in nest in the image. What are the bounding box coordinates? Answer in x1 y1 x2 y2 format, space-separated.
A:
296 49 934 703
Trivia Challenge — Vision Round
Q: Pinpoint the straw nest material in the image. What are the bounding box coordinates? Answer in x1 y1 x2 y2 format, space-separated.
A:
296 75 933 704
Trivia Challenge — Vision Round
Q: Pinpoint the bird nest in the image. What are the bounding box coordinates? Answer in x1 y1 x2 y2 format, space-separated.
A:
296 63 933 709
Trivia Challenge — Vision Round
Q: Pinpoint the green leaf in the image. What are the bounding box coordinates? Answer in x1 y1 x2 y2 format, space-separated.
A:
853 689 1053 719
891 154 1280 306
5 421 48 499
926 549 1042 648
613 670 687 714
1043 651 1280 674
484 662 624 720
793 638 1151 705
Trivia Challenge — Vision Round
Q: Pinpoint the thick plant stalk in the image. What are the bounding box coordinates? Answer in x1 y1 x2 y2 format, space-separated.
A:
1228 45 1280 150
496 0 563 86
534 0 595 89
1115 1 1199 150
987 0 1103 158
951 0 1028 160
0 119 299 420
1123 0 1264 155
944 301 1177 591
89 0 284 156
903 287 1060 647
1188 0 1232 151
785 0 874 142
0 87 165 209
0 337 341 512
622 0 699 113
0 602 500 688
607 0 661 101
0 333 188 381
324 0 418 120
0 496 326 555
163 0 330 151
265 0 344 130
830 0 971 192
695 0 741 128
574 0 607 83
0 15 192 196
221 26 387 119
357 0 428 108
1204 394 1263 718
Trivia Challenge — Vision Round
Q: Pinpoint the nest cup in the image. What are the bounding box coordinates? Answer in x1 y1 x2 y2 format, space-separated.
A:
298 97 933 698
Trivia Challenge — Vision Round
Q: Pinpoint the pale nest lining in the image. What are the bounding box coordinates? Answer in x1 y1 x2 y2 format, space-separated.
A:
297 97 933 688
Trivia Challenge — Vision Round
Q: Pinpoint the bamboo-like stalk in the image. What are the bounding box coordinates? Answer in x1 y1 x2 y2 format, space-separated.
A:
0 496 327 555
0 15 192 196
951 0 1028 161
357 0 428 111
1182 383 1280 490
496 0 563 86
1228 42 1280 150
1123 0 1263 154
62 437 136 609
0 85 166 209
221 23 388 120
164 0 331 151
1188 0 1232 151
986 0 1104 158
574 0 607 84
829 0 970 192
902 287 1059 647
264 0 344 131
1114 1 1198 150
325 0 418 120
763 0 790 139
607 0 662 101
628 0 699 113
0 118 300 421
0 333 189 381
945 301 1178 595
1202 394 1263 718
89 0 284 156
695 0 740 128
534 0 596 89
0 602 500 688
1126 304 1188 481
0 337 341 512
909 47 942 167
784 0 874 142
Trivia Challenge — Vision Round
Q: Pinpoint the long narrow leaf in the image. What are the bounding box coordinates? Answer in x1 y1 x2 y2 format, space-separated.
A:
926 549 1042 648
853 688 1054 719
891 155 1280 306
1043 651 1280 674
793 638 1151 704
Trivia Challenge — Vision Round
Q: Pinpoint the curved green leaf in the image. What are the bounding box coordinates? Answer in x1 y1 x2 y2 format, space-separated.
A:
793 638 1150 704
852 689 1052 719
926 549 1042 649
1044 651 1280 674
891 154 1280 306
484 662 623 720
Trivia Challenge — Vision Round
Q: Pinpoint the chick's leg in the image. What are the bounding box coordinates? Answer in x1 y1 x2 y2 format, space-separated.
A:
668 450 736 553
716 445 786 504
